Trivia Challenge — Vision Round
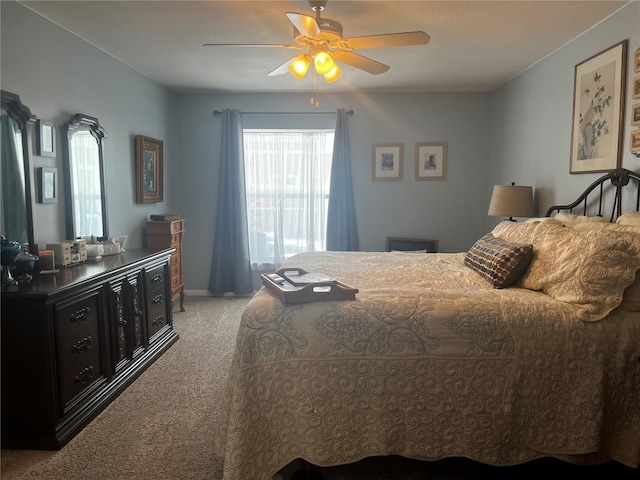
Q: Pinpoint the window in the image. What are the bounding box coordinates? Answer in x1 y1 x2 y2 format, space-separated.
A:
243 129 334 269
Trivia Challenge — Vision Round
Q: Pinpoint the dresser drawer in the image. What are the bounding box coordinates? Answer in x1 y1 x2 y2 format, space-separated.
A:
55 291 105 410
146 291 169 340
145 264 167 293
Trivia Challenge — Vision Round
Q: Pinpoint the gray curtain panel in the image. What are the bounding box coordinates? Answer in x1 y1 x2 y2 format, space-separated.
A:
326 108 359 251
208 109 253 295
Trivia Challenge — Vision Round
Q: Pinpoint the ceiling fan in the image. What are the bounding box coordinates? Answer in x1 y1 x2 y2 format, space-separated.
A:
203 0 430 83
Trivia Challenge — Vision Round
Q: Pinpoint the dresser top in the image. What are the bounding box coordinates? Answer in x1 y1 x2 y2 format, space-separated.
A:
1 248 174 297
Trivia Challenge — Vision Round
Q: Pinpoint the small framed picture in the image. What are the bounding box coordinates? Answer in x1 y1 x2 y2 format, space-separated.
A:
372 143 403 181
38 167 57 203
632 103 640 126
135 135 164 203
631 130 640 153
37 120 55 157
634 48 640 73
415 142 447 180
633 77 640 99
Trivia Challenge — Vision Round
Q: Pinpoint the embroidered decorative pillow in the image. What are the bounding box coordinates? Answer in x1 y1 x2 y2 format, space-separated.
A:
464 233 533 288
491 221 640 321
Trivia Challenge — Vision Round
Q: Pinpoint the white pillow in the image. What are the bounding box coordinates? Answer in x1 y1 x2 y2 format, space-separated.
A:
616 211 640 226
553 212 610 225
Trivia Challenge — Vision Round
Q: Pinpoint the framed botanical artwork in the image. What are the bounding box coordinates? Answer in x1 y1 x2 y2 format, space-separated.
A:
415 142 447 180
632 103 640 126
38 167 57 203
631 130 640 154
633 77 640 99
36 120 55 157
135 135 164 203
635 48 640 73
372 143 403 181
569 40 627 174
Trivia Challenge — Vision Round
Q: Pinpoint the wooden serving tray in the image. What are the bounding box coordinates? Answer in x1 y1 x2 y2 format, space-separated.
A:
261 267 358 304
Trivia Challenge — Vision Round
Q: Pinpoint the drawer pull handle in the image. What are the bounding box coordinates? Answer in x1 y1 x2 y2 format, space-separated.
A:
153 315 166 327
152 294 164 305
73 366 94 384
72 336 93 353
69 307 90 323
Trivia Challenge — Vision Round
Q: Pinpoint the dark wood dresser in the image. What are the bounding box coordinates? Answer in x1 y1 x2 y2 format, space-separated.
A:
146 219 185 311
1 249 179 450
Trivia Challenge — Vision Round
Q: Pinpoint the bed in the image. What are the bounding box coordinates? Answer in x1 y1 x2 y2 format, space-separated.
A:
216 168 640 480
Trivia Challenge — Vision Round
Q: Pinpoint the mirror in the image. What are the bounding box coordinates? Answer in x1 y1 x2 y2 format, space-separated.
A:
0 90 36 253
62 114 108 239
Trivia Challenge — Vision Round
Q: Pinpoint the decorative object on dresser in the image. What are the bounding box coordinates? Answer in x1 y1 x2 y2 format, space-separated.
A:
135 135 164 204
146 218 185 312
487 182 534 221
1 249 179 450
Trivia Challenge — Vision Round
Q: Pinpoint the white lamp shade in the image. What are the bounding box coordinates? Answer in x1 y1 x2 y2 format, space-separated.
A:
488 184 534 218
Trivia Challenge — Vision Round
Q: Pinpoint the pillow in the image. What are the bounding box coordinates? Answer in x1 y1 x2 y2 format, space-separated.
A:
553 212 610 225
616 211 640 226
464 233 533 288
492 221 640 321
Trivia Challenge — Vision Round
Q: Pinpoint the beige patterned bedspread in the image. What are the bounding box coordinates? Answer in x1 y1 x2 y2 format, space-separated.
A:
216 252 640 480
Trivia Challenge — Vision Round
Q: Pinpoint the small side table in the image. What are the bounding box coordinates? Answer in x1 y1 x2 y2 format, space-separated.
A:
385 237 438 253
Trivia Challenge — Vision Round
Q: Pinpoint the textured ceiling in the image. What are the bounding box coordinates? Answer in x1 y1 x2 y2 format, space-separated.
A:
21 0 629 93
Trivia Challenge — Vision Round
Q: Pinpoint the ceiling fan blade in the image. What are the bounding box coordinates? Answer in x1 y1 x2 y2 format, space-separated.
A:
332 51 390 75
334 31 430 50
203 43 301 49
286 12 321 39
267 57 296 76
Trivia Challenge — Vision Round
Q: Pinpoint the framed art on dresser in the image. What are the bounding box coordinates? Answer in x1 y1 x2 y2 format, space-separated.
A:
569 40 627 174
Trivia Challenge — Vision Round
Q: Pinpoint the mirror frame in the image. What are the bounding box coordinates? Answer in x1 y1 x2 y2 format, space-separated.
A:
62 113 108 240
1 90 36 254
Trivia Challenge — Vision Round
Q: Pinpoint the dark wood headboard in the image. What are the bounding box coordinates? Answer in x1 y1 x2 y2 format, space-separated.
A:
545 168 640 221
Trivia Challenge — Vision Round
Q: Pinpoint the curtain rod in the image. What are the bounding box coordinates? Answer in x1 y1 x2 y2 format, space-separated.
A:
213 109 353 116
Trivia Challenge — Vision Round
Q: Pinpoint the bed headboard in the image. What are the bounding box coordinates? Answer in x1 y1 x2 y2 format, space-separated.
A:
545 168 640 221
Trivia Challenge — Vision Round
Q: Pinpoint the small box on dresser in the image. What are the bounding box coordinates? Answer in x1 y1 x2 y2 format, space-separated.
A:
146 219 185 312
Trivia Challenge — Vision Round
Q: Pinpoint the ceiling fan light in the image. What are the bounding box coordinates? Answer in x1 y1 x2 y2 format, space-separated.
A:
314 51 335 75
288 55 311 80
324 64 342 83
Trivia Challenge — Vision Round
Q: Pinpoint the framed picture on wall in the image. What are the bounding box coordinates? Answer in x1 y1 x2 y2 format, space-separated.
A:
415 142 447 180
135 135 164 203
569 40 627 174
633 77 640 99
36 120 55 157
38 167 57 203
634 47 640 73
632 103 640 126
631 130 640 154
372 143 403 181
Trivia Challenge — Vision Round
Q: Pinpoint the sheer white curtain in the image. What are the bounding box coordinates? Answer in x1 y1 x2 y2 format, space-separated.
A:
243 129 334 269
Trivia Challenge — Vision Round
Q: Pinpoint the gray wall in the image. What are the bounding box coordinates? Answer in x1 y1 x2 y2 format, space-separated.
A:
175 92 491 292
3 1 639 294
488 1 640 228
1 1 177 249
